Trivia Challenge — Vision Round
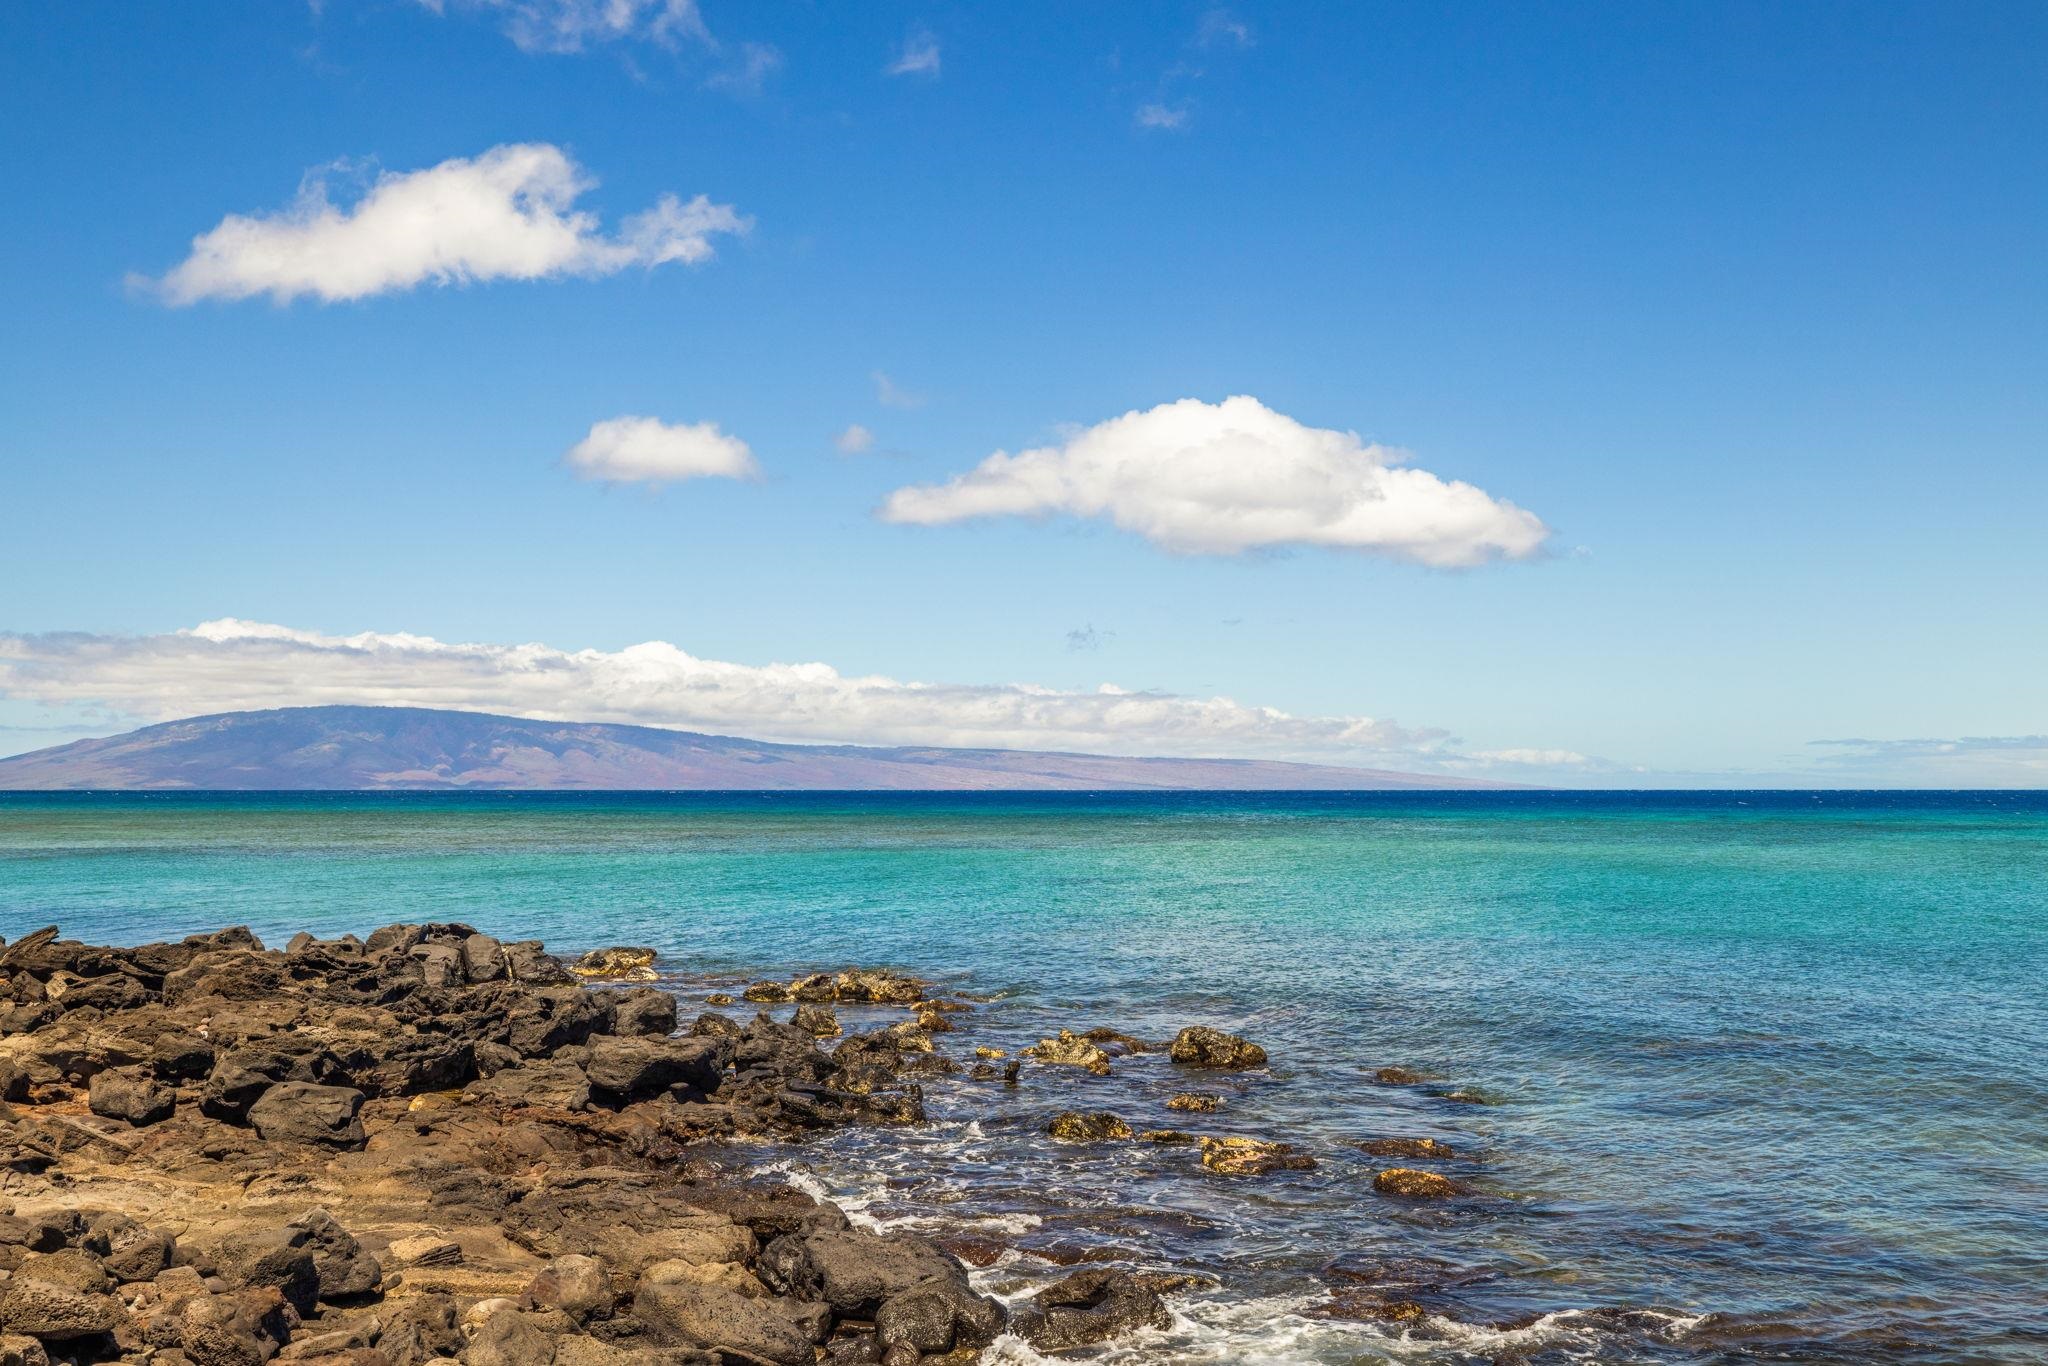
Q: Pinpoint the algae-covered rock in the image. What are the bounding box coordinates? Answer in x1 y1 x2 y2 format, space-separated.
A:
571 946 658 981
1372 1167 1461 1198
1023 1030 1112 1075
1169 1025 1266 1069
1199 1136 1315 1175
1360 1137 1456 1159
1045 1111 1132 1142
1166 1091 1221 1113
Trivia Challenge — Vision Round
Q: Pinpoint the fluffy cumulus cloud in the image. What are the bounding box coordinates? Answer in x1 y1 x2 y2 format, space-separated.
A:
879 395 1551 567
0 621 1558 770
420 0 709 54
141 144 747 305
565 416 758 486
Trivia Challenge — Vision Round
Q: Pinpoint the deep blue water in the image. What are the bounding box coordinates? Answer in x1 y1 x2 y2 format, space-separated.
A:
3 790 2045 1363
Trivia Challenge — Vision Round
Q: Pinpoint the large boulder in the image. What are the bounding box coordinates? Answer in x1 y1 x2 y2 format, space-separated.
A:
632 1279 826 1365
0 1275 120 1340
465 1060 591 1112
286 1209 382 1300
246 1082 367 1147
582 1036 726 1100
1010 1268 1172 1351
875 1277 1007 1356
523 1254 612 1322
757 1227 970 1317
606 987 678 1038
213 1226 321 1315
86 1065 175 1126
1168 1025 1267 1069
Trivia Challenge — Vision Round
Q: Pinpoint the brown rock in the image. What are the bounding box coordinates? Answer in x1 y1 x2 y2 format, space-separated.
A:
1372 1167 1461 1198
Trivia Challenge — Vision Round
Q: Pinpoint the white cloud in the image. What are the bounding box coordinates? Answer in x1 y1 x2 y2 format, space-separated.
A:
1808 736 2048 786
1197 9 1252 47
0 621 1496 767
887 27 942 77
834 424 876 455
872 370 926 409
566 416 758 486
1135 102 1190 131
878 395 1551 567
141 143 747 305
421 0 710 54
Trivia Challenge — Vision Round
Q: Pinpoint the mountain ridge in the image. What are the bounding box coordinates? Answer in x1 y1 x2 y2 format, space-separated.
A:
0 705 1519 791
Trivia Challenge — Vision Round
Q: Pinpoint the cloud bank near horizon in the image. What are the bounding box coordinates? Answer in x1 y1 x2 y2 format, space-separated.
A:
141 143 746 305
879 396 1551 567
0 620 1588 775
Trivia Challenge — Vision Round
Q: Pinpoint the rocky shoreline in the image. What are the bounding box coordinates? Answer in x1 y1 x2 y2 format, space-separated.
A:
0 922 1463 1365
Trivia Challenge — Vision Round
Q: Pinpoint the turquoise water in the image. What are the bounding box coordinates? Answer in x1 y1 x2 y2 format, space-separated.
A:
3 791 2046 1363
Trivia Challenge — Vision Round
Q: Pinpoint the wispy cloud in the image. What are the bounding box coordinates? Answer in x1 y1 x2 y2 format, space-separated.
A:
566 416 759 486
0 621 1556 770
1808 735 2048 786
138 144 746 306
1065 624 1113 652
872 370 926 409
887 26 941 78
419 0 709 54
1196 8 1253 48
879 395 1550 567
703 40 783 94
834 424 877 455
1134 102 1190 132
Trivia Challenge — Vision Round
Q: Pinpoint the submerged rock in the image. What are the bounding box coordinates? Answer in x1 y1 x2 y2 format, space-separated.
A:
1046 1111 1133 1142
1372 1167 1461 1198
1372 1065 1431 1085
1361 1137 1456 1159
1169 1025 1267 1069
1166 1091 1222 1112
1199 1136 1315 1175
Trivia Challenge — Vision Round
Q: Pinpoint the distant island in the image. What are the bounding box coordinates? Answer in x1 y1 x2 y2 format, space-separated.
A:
0 705 1516 791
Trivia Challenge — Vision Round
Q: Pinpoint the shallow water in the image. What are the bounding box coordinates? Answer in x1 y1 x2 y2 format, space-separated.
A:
3 790 2045 1363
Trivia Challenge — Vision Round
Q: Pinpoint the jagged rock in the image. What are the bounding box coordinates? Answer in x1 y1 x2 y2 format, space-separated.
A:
608 987 679 1038
87 1064 176 1126
790 1004 839 1037
1010 1268 1172 1351
1372 1167 1460 1198
214 1226 322 1315
1199 1136 1315 1175
0 1274 121 1340
634 1279 827 1364
524 1254 614 1322
1022 1030 1112 1075
246 1083 367 1147
1168 1025 1266 1069
287 1209 381 1300
573 947 658 982
1045 1111 1132 1142
464 1060 591 1112
502 941 575 985
582 1036 725 1100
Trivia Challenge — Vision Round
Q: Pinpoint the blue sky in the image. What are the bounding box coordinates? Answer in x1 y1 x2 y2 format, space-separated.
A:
2 1 2044 784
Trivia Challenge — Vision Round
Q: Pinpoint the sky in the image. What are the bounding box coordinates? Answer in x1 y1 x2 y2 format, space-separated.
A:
2 1 2045 786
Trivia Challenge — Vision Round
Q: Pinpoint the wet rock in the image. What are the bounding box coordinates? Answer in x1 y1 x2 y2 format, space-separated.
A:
875 1277 1006 1356
286 1209 382 1300
791 1003 840 1037
87 1064 176 1126
607 986 679 1038
1199 1136 1316 1175
757 1227 966 1318
1022 1030 1112 1075
1010 1268 1171 1351
1045 1111 1132 1142
1168 1025 1266 1069
1372 1066 1430 1085
1372 1167 1461 1198
705 993 736 1006
1443 1089 1495 1105
633 1279 826 1364
246 1083 367 1147
972 1046 1006 1060
1139 1129 1197 1144
741 982 791 1003
690 1012 742 1040
1360 1137 1456 1160
1166 1091 1221 1112
573 947 658 982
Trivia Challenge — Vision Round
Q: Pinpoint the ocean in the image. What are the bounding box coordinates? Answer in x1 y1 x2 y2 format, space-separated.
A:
3 790 2044 1363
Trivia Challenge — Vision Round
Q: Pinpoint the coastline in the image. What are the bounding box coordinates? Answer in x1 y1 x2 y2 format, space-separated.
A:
0 921 1433 1364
